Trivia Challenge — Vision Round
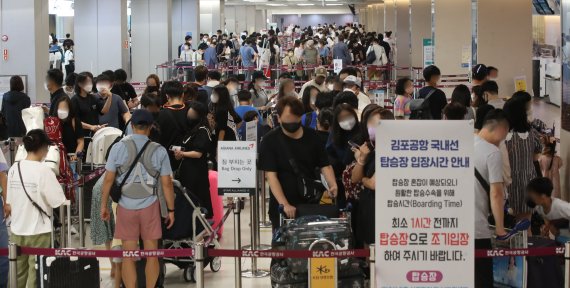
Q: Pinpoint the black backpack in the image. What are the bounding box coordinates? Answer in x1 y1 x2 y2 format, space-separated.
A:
409 88 436 120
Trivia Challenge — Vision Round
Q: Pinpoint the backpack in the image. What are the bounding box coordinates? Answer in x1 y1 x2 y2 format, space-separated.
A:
117 137 162 199
409 88 436 120
366 47 376 64
303 112 314 129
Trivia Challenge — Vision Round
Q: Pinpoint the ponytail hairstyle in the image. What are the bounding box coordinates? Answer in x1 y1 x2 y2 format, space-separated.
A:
23 129 51 153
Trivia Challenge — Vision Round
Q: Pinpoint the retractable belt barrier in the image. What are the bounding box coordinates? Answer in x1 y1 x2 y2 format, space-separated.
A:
0 246 566 259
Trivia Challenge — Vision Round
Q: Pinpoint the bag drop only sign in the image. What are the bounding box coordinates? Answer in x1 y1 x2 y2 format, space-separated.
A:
375 121 474 288
218 141 257 197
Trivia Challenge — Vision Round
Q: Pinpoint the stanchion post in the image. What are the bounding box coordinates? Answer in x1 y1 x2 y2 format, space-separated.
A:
8 242 17 288
564 242 570 287
59 202 66 247
195 242 205 288
369 244 375 288
77 157 85 247
233 198 243 288
259 170 271 228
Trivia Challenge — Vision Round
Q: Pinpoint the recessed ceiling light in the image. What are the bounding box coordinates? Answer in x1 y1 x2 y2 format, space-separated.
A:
297 3 314 5
324 0 338 2
266 3 286 6
326 3 342 5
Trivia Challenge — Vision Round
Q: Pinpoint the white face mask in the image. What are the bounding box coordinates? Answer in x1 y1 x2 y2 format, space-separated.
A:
44 82 49 91
97 84 109 93
327 84 334 91
210 94 219 104
57 109 69 120
339 117 356 131
471 93 476 103
83 84 93 92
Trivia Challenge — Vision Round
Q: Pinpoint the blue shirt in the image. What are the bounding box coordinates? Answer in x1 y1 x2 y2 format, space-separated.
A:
301 111 317 130
235 105 262 138
204 46 218 67
319 47 330 58
105 134 172 209
240 45 255 67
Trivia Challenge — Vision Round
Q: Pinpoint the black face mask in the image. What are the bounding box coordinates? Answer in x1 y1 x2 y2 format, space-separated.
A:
147 86 158 93
526 198 537 209
187 118 200 128
281 121 301 133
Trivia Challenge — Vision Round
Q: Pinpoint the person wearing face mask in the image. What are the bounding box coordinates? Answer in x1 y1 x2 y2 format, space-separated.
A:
46 69 67 116
179 43 194 62
95 74 131 129
318 40 331 65
143 74 161 97
258 96 338 229
300 86 321 130
418 65 447 120
350 106 394 247
209 85 242 143
343 75 370 116
6 129 66 287
178 35 193 56
235 90 263 138
50 97 84 160
71 72 106 141
393 77 414 120
248 71 269 108
174 101 214 218
224 76 240 107
326 104 360 209
125 93 162 142
503 91 543 216
203 71 222 102
299 67 329 97
282 48 298 72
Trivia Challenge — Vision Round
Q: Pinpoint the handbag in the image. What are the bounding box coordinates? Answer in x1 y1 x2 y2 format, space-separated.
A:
277 131 326 204
110 140 151 202
342 161 364 200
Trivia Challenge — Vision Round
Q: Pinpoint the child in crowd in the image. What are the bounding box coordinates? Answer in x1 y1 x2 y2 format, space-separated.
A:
393 77 413 119
526 177 570 237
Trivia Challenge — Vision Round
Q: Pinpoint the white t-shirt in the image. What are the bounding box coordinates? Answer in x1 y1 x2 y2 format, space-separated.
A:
474 135 504 239
6 160 66 236
535 198 570 221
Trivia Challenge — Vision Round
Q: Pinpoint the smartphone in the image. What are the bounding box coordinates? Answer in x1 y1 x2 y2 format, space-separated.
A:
348 140 360 149
169 145 185 152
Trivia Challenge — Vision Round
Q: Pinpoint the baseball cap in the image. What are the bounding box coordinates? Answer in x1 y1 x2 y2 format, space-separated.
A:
131 109 154 125
315 67 328 78
343 75 361 87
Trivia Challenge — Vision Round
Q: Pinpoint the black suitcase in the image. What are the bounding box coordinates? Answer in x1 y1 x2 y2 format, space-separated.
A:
36 256 99 288
526 237 564 288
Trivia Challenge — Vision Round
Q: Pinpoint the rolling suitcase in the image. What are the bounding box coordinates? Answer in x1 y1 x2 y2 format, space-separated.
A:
36 256 99 288
526 237 563 288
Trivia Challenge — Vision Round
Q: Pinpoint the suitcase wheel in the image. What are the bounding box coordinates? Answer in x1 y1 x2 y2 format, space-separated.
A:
183 266 196 283
210 257 222 272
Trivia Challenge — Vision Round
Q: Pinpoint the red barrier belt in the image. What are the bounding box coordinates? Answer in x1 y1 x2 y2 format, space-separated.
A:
66 167 106 189
1 247 564 259
474 247 565 258
208 249 371 258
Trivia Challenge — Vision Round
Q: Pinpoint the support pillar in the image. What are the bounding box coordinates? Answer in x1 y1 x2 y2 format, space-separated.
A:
558 1 570 200
384 0 396 34
410 0 432 69
172 0 200 60
477 0 533 93
395 0 410 71
131 0 172 82
74 0 128 76
433 0 471 87
200 0 224 35
0 0 49 104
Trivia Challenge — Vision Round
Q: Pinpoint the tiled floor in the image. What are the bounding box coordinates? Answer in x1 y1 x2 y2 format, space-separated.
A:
75 99 561 287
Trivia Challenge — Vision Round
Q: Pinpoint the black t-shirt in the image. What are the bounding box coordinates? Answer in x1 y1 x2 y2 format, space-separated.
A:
71 94 103 135
111 83 138 102
157 104 189 170
61 117 85 153
419 86 447 120
214 108 242 141
258 127 330 223
49 88 68 116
